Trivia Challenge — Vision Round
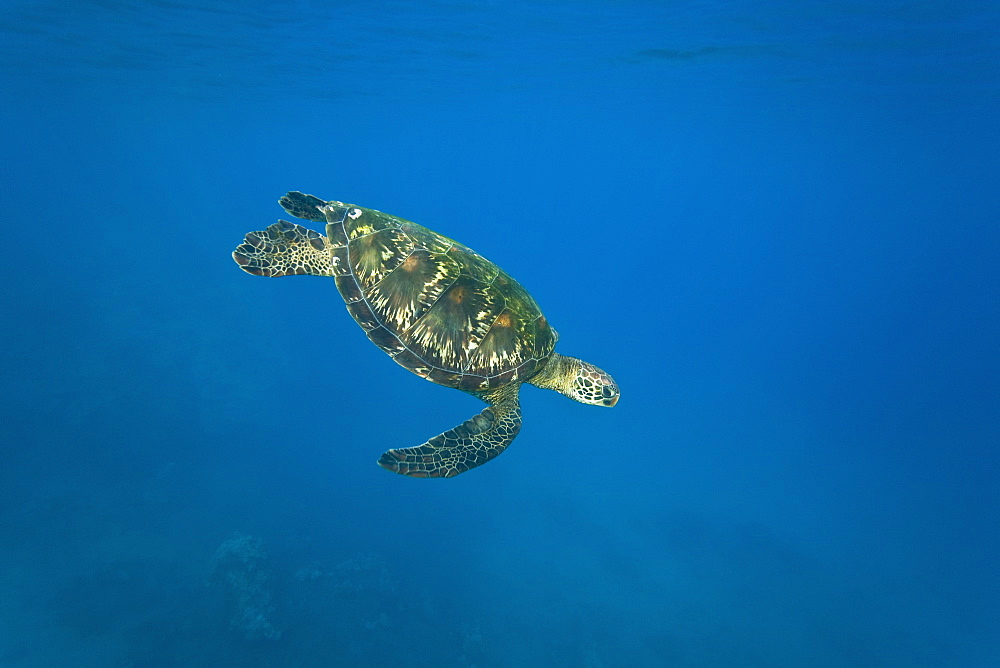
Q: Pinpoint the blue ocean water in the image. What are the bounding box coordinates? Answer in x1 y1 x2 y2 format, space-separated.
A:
2 1 999 665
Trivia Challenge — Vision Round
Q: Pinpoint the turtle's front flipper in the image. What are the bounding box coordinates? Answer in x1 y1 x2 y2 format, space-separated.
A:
278 191 328 222
378 385 522 478
233 221 332 277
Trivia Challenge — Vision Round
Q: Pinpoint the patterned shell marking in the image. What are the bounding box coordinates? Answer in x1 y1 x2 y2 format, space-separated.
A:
322 202 556 393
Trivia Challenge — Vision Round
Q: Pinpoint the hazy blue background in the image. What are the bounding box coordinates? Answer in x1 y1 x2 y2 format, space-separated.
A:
2 1 998 665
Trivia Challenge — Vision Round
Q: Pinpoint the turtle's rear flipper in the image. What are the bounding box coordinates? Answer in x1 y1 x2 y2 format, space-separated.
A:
233 221 332 277
378 386 522 478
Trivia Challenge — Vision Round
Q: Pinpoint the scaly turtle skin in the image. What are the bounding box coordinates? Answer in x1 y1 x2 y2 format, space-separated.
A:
233 192 619 477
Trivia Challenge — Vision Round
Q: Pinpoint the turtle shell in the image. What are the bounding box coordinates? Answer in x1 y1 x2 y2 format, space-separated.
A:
315 199 556 393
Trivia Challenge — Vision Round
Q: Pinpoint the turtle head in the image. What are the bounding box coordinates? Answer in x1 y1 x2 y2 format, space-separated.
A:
570 359 620 407
529 353 619 407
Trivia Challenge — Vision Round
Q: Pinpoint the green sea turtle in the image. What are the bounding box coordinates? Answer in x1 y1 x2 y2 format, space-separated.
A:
233 192 619 478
